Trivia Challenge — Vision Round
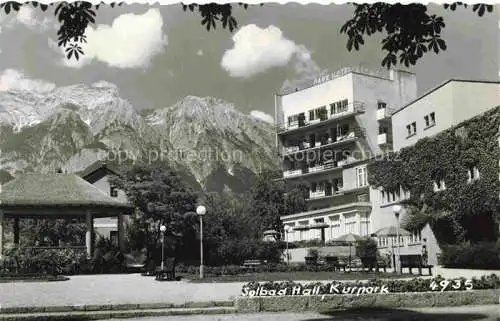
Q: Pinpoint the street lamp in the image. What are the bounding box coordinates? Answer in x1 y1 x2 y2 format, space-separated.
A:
393 204 402 274
285 226 292 265
196 205 207 279
159 224 167 270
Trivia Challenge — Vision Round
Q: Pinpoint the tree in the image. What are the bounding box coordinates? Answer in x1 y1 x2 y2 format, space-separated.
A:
109 164 198 261
245 171 308 240
0 2 493 68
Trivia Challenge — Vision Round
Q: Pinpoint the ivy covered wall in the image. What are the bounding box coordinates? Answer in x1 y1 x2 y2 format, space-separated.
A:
368 106 500 244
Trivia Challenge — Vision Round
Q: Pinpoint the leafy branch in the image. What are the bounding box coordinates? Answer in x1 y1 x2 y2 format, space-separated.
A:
340 2 493 69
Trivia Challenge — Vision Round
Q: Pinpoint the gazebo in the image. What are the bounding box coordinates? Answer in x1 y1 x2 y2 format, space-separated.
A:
0 173 134 258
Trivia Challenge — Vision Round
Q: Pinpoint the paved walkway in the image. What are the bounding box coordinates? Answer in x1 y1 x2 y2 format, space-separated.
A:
104 305 500 321
0 274 246 308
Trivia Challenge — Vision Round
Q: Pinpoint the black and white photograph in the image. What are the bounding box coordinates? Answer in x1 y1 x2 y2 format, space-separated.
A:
0 1 499 320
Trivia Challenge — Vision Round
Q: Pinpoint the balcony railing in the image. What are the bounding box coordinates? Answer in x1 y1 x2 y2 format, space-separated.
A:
282 156 359 179
307 185 372 201
309 190 326 199
283 169 303 178
282 129 365 156
377 133 392 145
376 107 395 121
276 101 366 134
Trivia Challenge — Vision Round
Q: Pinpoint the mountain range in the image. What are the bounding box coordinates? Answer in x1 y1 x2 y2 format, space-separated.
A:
0 80 279 193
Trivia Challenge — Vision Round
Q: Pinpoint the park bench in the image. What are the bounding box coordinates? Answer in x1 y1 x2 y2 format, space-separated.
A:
324 256 347 272
240 259 267 272
400 254 433 275
155 257 176 281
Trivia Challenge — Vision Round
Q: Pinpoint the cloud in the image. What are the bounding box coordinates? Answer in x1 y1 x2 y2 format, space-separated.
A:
1 6 51 30
16 6 51 30
196 49 204 56
50 8 167 69
0 69 55 93
250 110 274 124
221 24 320 79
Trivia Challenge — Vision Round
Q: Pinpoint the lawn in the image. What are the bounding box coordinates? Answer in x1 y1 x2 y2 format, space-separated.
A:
182 271 420 283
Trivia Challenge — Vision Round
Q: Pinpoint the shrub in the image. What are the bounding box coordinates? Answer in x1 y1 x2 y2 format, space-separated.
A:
306 248 319 258
356 239 378 258
1 247 87 276
440 242 500 269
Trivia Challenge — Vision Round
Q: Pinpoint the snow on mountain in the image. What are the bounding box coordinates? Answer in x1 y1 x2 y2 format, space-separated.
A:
0 77 279 192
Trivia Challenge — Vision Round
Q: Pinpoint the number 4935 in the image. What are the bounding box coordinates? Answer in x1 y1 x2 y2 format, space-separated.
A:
430 279 473 291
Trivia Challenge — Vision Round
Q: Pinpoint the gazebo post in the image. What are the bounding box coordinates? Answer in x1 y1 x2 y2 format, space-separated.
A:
118 214 125 252
85 210 93 258
13 218 20 247
0 210 3 258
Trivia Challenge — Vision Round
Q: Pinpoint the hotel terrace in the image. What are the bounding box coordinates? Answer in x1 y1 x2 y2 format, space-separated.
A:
275 67 417 244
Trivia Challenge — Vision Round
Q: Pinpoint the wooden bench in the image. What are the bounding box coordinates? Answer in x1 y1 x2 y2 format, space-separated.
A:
155 257 176 281
240 259 267 271
400 254 433 275
324 256 347 271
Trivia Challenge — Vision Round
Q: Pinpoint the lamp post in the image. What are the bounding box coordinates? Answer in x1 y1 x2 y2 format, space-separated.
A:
285 226 291 265
196 205 206 279
393 204 402 274
159 224 167 270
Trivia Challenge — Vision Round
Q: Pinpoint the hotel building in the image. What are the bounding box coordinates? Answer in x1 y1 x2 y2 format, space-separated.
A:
276 67 417 243
370 79 500 266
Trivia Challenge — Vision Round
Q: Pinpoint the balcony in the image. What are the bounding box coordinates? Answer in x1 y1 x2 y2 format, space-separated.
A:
306 185 370 202
377 133 391 146
309 190 326 199
283 130 364 157
282 156 360 180
376 108 394 121
284 146 300 154
283 169 303 178
277 102 366 135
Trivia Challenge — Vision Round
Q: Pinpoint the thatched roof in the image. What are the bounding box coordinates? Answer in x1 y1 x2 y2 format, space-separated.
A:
0 174 132 217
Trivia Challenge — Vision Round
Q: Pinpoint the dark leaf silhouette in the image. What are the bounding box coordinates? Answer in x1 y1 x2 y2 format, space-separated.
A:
340 3 493 68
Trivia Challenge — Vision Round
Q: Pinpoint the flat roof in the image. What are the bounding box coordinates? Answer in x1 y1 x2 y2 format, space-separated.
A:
276 67 415 97
392 79 500 116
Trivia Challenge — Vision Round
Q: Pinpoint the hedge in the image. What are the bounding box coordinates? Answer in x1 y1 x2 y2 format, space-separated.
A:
241 274 500 295
440 242 500 269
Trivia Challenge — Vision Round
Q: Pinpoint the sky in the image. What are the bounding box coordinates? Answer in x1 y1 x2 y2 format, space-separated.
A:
0 3 498 123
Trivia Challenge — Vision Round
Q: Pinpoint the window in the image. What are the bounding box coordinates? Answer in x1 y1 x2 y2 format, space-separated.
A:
467 166 480 183
424 112 436 128
379 126 388 135
433 179 446 192
406 121 417 137
288 114 299 126
337 124 350 136
110 186 118 197
309 107 327 121
330 99 349 115
360 213 370 236
356 167 368 187
330 216 341 238
378 101 387 109
344 214 356 234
